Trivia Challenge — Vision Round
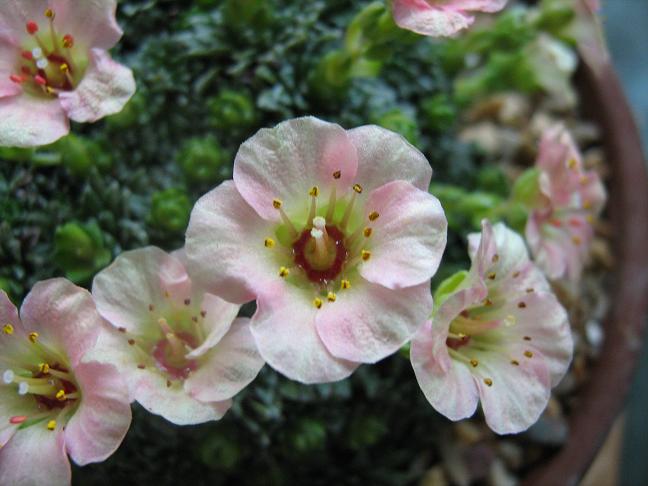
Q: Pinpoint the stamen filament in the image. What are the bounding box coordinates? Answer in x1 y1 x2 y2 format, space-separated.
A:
326 186 337 222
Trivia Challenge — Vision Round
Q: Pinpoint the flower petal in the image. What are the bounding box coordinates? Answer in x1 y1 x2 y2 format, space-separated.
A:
498 290 572 386
360 180 447 289
0 425 70 486
92 246 188 335
58 48 135 123
316 281 432 363
50 0 123 50
0 39 22 98
185 293 239 359
0 1 49 44
472 344 552 434
233 117 358 221
131 370 231 425
64 361 131 465
348 125 432 193
185 318 264 402
411 321 480 421
251 289 359 384
0 94 69 147
392 0 474 37
185 181 281 304
20 279 102 367
450 0 508 12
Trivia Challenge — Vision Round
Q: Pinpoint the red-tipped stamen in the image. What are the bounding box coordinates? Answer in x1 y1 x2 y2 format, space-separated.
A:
26 21 39 35
21 50 34 61
10 415 28 424
34 75 47 86
62 34 74 49
9 74 25 84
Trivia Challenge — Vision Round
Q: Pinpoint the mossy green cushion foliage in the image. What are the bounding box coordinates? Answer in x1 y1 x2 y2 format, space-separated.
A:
0 0 565 483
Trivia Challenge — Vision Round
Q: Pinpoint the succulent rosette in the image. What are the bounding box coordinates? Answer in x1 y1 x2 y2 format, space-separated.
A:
91 247 265 425
0 0 135 147
0 280 131 486
411 221 573 434
391 0 508 37
524 125 607 281
186 117 447 384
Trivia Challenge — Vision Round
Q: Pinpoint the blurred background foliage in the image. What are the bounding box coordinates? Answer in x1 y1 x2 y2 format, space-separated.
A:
0 0 581 483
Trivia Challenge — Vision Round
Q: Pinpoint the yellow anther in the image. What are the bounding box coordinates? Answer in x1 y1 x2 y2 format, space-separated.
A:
484 378 493 387
47 420 57 431
518 302 527 309
45 8 55 18
524 350 533 358
526 287 535 293
363 227 372 238
56 390 66 401
523 336 532 341
567 158 577 170
512 271 520 278
333 170 341 180
46 86 56 94
491 254 499 263
586 214 594 224
39 363 50 374
60 63 69 72
313 298 323 309
3 324 14 335
511 360 520 366
583 199 592 210
470 359 478 368
353 184 363 194
309 186 319 197
483 298 493 307
264 238 275 248
279 266 290 278
327 292 337 303
368 211 380 221
28 332 39 343
340 279 351 290
572 236 582 246
361 250 371 261
487 272 496 280
272 199 282 209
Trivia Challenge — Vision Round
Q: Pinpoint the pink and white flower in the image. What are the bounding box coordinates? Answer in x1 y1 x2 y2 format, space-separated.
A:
391 0 508 37
411 221 572 434
90 247 265 425
525 125 606 281
185 117 447 384
0 0 135 147
0 279 131 486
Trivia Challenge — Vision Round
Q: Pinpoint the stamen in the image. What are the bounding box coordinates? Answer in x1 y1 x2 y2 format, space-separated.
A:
483 378 493 387
273 199 298 237
47 420 57 431
308 187 319 223
470 359 478 367
55 390 66 401
62 34 74 49
517 302 527 309
28 332 39 343
9 74 25 84
3 324 14 335
26 21 39 35
44 9 55 19
278 266 290 278
38 363 50 374
34 75 47 86
21 50 33 60
361 250 371 261
9 416 27 425
327 292 337 302
184 298 191 306
340 279 351 290
264 238 275 248
511 360 520 366
363 227 372 238
524 350 533 358
332 170 341 180
341 186 362 230
492 254 500 263
567 158 577 170
572 236 582 246
313 298 323 309
326 185 337 222
368 211 380 221
487 272 496 280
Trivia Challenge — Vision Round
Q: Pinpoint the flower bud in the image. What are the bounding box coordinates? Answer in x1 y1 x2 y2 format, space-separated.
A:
208 90 257 132
178 136 228 184
149 188 192 234
53 221 112 283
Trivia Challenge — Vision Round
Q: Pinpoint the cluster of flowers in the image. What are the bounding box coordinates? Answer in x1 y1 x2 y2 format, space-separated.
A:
0 1 606 484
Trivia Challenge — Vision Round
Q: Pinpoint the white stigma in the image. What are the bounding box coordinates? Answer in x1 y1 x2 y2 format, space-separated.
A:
36 58 49 69
310 228 324 239
32 47 43 59
18 382 29 395
2 369 15 384
312 216 326 230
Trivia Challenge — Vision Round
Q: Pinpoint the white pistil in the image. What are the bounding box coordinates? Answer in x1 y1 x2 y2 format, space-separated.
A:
31 47 43 59
165 333 186 359
157 317 173 336
18 382 29 395
310 228 329 263
3 370 15 384
36 58 49 70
